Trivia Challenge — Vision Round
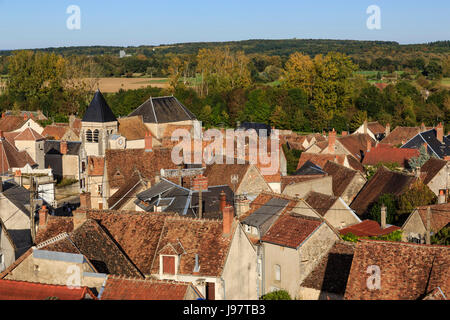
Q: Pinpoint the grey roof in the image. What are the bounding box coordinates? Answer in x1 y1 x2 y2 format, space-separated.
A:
2 180 31 218
128 96 196 124
402 129 450 159
44 141 81 156
82 90 117 123
242 198 290 228
237 122 272 137
294 160 326 176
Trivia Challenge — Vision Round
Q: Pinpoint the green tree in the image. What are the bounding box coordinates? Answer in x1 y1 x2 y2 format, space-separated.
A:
368 194 397 225
431 226 450 245
408 145 431 170
260 290 292 300
397 180 437 216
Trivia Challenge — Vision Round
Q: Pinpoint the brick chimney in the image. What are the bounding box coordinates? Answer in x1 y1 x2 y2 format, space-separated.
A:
60 141 68 155
436 123 444 143
367 139 372 153
438 190 446 204
192 175 208 192
328 129 336 154
23 113 28 121
222 205 234 237
39 205 49 229
145 132 153 152
363 120 368 135
80 192 91 209
220 191 227 214
73 210 88 230
385 123 390 137
421 123 426 133
15 170 22 186
341 131 348 137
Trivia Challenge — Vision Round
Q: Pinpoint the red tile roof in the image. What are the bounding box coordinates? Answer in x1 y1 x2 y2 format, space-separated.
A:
344 240 450 300
87 156 105 176
367 122 386 135
0 279 97 300
281 174 327 192
0 137 37 173
339 220 400 237
101 276 199 300
14 127 45 141
415 203 450 234
381 126 431 146
261 213 322 249
362 145 419 167
338 134 375 159
35 216 74 244
297 153 346 170
41 125 70 140
304 191 339 217
323 161 362 199
0 115 26 132
118 116 152 141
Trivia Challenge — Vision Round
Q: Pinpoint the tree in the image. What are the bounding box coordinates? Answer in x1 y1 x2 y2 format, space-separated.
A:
283 52 315 97
408 145 431 170
422 61 443 80
368 194 397 225
431 226 450 245
260 290 292 300
397 180 437 216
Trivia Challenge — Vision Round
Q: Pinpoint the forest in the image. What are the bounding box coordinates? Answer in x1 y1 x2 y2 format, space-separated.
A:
0 39 449 133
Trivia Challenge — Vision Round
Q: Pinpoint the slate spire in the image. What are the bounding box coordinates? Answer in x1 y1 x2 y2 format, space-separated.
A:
82 90 117 123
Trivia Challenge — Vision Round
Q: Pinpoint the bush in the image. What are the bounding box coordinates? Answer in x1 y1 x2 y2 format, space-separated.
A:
260 290 292 300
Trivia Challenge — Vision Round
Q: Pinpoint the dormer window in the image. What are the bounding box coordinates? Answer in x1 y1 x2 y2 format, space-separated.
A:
162 255 176 275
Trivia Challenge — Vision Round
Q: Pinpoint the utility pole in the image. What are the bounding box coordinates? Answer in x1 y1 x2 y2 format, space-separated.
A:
426 206 431 245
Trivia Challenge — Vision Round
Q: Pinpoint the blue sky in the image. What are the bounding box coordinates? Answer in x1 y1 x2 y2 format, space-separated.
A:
0 0 449 50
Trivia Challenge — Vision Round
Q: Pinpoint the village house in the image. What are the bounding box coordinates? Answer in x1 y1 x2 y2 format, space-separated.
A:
99 276 204 300
282 175 333 198
362 143 420 170
12 128 46 169
0 218 17 272
41 124 80 142
44 140 82 182
344 240 449 300
0 131 37 174
420 158 450 200
350 166 417 217
353 120 386 141
0 113 44 135
401 203 450 244
401 123 450 160
339 220 400 238
322 161 367 205
381 123 432 146
299 241 355 300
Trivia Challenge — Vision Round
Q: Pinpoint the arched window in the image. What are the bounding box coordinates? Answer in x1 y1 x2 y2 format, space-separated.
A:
93 129 99 143
86 130 93 142
274 264 281 281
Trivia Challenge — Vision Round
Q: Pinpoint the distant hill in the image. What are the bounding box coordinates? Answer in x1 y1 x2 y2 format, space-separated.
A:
1 39 450 57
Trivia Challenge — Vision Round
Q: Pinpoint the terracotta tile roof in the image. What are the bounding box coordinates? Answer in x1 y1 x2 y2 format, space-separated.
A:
420 158 448 185
416 203 450 233
203 163 251 191
87 156 105 176
362 145 419 167
151 216 235 277
0 115 26 132
0 137 37 173
423 287 448 300
238 193 278 222
162 124 194 139
87 210 173 275
261 212 322 249
346 154 365 173
107 174 145 210
367 122 386 135
338 134 375 160
3 131 20 144
106 148 177 189
118 116 152 141
301 241 355 294
41 125 70 140
350 166 417 216
297 153 346 170
281 175 327 192
67 219 143 277
101 276 198 300
0 279 97 300
381 126 430 146
304 191 339 216
14 127 45 141
323 161 361 199
344 240 450 300
35 216 74 244
339 220 400 237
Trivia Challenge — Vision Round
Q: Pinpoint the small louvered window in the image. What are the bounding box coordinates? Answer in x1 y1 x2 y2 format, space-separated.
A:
93 129 99 143
86 130 93 142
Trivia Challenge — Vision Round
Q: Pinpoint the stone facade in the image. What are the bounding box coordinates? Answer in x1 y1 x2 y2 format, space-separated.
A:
283 176 333 199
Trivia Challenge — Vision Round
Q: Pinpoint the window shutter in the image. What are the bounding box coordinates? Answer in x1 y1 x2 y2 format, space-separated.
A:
206 282 215 300
163 256 176 275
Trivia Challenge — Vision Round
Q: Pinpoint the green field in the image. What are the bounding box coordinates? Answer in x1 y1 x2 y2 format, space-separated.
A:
441 78 450 87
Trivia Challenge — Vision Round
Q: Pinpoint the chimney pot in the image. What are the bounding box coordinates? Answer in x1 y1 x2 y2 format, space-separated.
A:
39 205 49 229
438 190 446 204
363 120 368 135
80 192 91 209
222 205 234 236
367 139 372 152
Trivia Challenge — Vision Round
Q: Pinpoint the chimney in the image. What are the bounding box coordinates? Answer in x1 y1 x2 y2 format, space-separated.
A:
220 191 227 214
145 132 153 152
380 204 387 230
15 170 22 186
363 120 368 135
421 123 426 133
436 123 444 143
328 128 336 154
193 254 200 275
60 141 68 155
80 192 91 209
341 131 348 137
23 113 28 121
385 123 390 137
69 115 76 128
73 210 88 230
39 205 49 229
438 190 446 204
222 205 234 236
426 206 431 245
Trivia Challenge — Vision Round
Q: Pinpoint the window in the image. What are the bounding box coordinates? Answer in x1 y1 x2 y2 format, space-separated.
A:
86 130 93 142
162 256 176 275
93 129 99 143
274 264 281 282
206 282 215 300
97 184 102 196
244 224 251 233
